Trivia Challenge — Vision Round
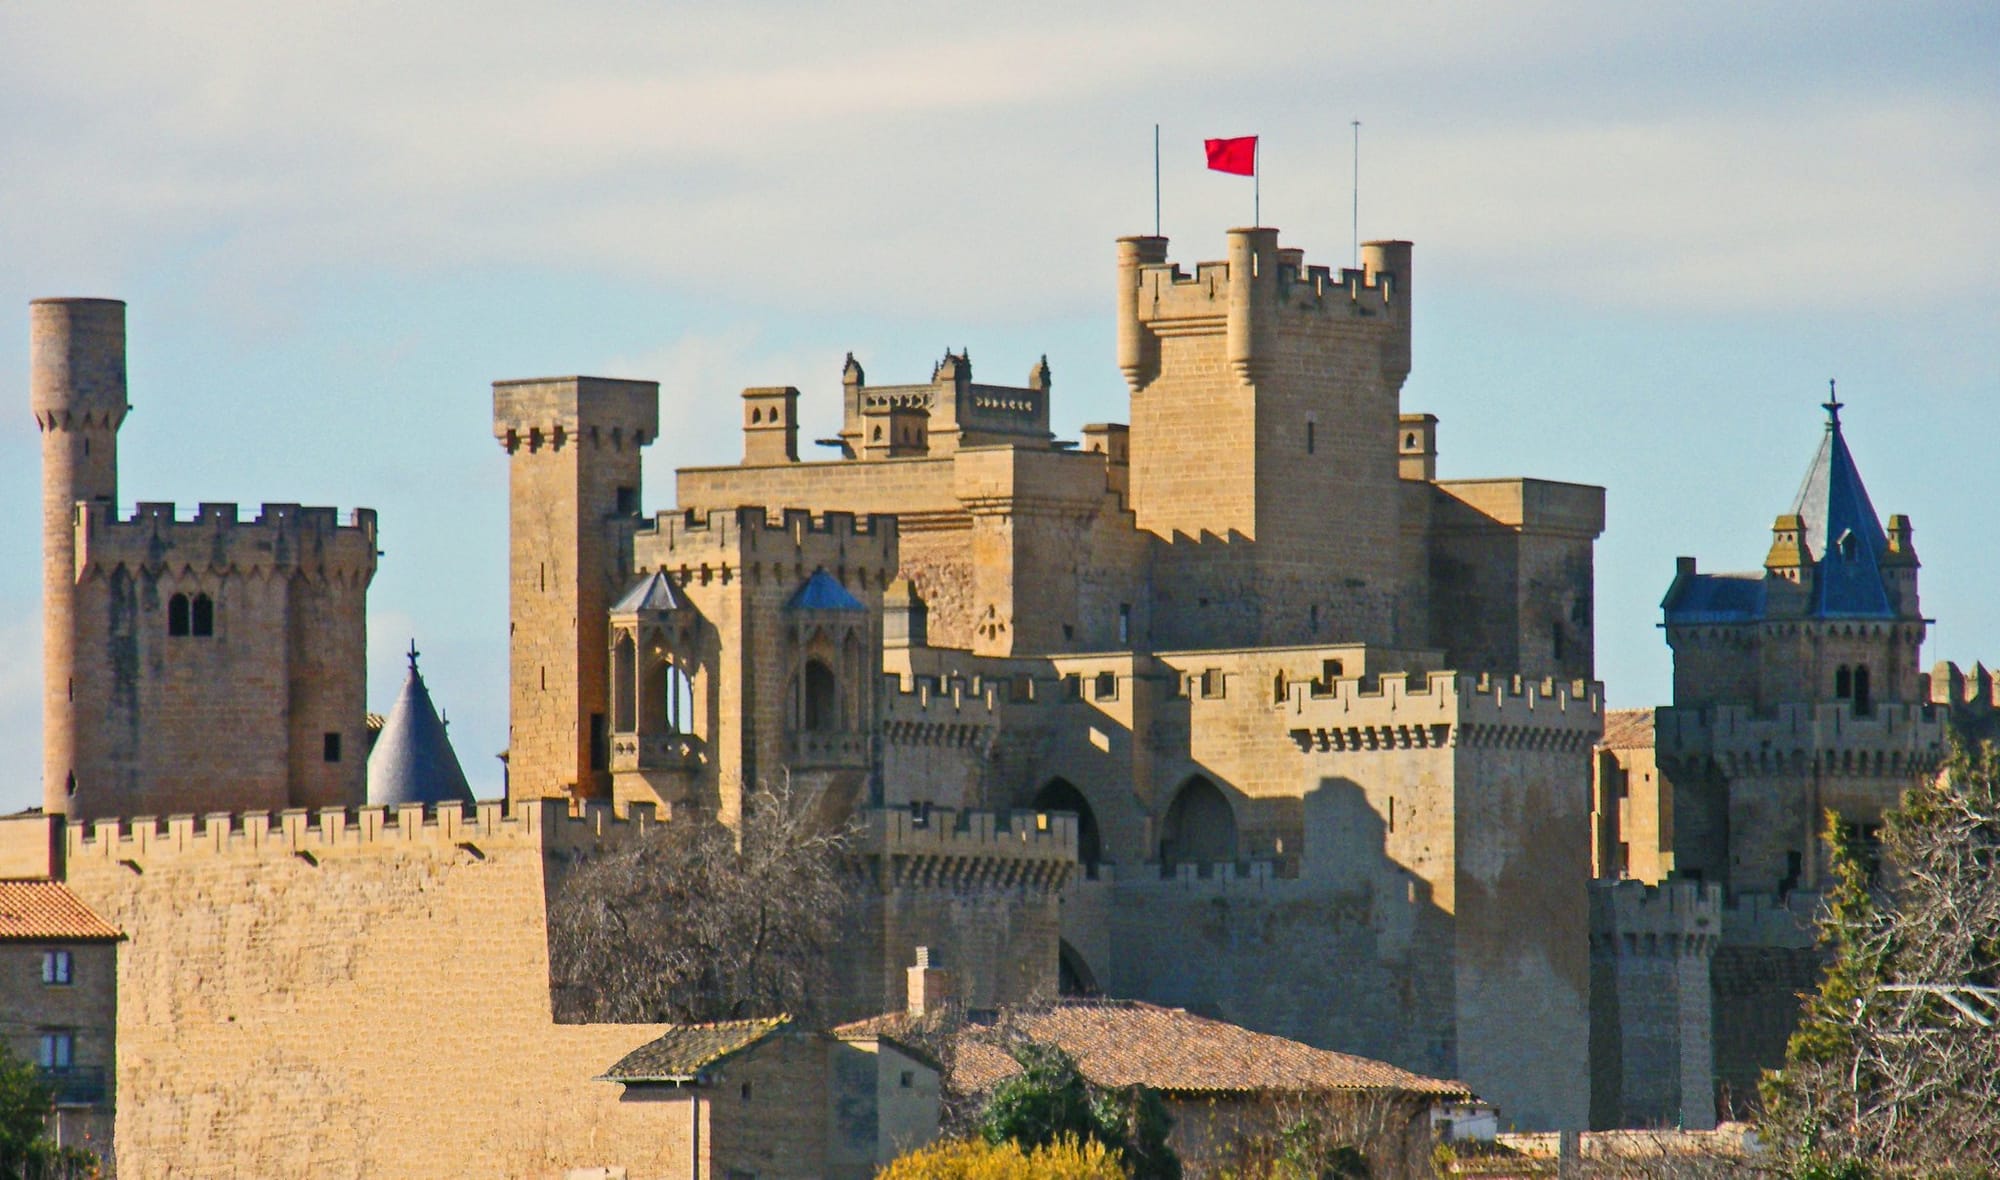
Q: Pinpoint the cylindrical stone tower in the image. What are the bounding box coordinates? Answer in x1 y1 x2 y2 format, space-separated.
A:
31 298 128 815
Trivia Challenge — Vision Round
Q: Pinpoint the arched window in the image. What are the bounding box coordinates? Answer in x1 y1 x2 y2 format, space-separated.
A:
803 658 838 732
1160 776 1237 869
1853 665 1872 716
1034 778 1103 872
613 635 637 732
664 663 695 734
191 594 214 637
168 594 191 637
1835 665 1852 699
1058 940 1100 997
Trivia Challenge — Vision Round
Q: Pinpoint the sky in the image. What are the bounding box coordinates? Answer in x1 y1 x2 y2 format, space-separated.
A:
2 2 1995 811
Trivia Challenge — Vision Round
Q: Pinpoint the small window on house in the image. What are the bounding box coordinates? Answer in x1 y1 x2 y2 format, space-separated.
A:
38 1031 73 1071
168 594 191 637
323 732 342 763
900 1070 915 1089
1094 671 1117 701
191 594 214 637
740 1081 752 1102
42 950 73 986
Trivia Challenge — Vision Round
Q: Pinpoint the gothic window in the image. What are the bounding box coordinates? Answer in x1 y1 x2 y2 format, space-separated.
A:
803 659 838 732
1853 665 1873 716
589 713 608 771
1034 779 1103 872
1835 665 1852 699
663 664 695 734
191 594 214 637
613 635 637 732
168 594 190 637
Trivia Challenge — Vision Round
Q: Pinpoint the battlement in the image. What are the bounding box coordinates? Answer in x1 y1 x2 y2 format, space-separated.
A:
1589 880 1722 959
74 500 379 580
63 797 674 868
1286 670 1602 754
631 506 898 573
491 375 661 453
853 806 1076 892
1134 245 1401 326
1655 701 1948 774
1719 890 1821 949
1928 660 2000 712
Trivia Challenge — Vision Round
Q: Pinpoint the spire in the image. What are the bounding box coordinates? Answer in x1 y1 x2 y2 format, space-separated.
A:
1787 389 1893 618
366 641 475 807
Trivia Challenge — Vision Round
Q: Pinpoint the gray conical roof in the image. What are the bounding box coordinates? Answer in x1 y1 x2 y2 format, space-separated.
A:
1787 397 1893 618
366 643 475 807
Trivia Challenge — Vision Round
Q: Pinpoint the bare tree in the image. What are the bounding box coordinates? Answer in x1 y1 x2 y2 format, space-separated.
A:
546 775 856 1025
1762 739 2000 1176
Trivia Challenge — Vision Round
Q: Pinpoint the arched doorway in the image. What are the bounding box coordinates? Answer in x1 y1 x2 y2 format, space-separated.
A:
1034 778 1103 873
1058 940 1100 997
1160 775 1237 870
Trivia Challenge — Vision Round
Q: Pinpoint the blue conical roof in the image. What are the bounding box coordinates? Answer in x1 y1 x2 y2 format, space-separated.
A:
786 569 865 612
366 643 475 807
1788 399 1893 618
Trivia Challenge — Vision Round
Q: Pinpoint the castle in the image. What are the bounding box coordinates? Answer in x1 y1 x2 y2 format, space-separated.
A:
40 216 1996 1173
1588 394 2000 1124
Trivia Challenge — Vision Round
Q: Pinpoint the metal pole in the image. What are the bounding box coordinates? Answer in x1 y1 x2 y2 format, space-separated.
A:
1254 139 1261 227
1351 120 1361 266
1153 123 1161 237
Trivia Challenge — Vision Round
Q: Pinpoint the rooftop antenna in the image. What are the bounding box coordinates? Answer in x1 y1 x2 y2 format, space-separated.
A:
1153 123 1161 238
1351 120 1361 267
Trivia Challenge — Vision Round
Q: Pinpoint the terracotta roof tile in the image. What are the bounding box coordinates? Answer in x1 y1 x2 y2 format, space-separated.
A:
1598 709 1655 751
0 881 122 941
599 1017 792 1082
838 1001 1472 1100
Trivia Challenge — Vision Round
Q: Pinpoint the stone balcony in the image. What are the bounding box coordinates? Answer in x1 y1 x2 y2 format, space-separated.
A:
788 728 870 769
609 731 704 774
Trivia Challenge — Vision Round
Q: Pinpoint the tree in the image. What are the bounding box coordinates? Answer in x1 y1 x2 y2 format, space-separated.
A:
0 1046 97 1180
1762 739 2000 1177
978 1042 1180 1180
545 774 855 1025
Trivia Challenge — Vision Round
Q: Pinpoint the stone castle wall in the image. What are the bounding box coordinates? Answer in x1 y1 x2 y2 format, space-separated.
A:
59 800 690 1178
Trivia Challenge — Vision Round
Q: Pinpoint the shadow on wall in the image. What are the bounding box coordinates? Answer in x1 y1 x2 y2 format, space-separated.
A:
1081 776 1456 1081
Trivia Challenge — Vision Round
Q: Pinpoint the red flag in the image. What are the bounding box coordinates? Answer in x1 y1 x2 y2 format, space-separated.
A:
1205 136 1257 176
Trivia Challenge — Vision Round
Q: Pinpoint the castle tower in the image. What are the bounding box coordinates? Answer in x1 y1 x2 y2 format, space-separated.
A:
32 299 128 814
1588 880 1721 1130
1119 230 1413 649
494 377 660 802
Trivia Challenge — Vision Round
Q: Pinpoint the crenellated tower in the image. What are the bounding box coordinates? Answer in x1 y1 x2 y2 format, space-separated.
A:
1118 230 1413 650
493 376 660 803
33 298 128 815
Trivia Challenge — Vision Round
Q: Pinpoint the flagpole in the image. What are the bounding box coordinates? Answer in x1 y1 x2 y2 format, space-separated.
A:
1153 124 1161 237
1253 139 1261 227
1351 120 1361 266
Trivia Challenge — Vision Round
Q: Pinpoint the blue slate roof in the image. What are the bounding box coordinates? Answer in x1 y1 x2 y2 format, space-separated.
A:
786 569 865 612
613 570 684 613
1662 572 1767 624
1788 404 1894 618
366 645 475 807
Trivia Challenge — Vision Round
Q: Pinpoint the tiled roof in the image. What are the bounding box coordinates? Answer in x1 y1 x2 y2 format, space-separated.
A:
837 1001 1472 1099
599 1018 792 1083
0 881 122 941
1598 709 1655 751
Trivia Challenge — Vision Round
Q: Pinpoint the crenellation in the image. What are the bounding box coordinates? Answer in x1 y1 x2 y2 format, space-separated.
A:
75 499 380 581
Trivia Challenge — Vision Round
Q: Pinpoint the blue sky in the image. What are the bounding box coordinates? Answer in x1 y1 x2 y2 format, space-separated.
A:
3 2 1995 810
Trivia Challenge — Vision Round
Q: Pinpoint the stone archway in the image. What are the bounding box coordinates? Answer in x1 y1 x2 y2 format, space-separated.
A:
1034 778 1103 872
1160 775 1237 869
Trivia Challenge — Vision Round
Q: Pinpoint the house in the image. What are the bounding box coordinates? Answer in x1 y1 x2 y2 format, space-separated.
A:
0 875 121 1166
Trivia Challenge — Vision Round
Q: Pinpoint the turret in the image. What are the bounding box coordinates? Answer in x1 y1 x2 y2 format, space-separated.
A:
1115 236 1167 389
1360 240 1413 388
32 298 128 815
1225 227 1279 380
741 386 800 465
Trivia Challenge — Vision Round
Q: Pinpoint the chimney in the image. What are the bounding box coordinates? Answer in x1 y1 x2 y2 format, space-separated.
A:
906 946 954 1017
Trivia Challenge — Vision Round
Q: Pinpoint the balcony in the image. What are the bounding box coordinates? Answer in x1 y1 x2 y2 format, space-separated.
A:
788 729 870 770
38 1066 108 1108
609 732 704 775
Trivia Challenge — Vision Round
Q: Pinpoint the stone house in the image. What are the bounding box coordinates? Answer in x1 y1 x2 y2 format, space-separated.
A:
0 876 121 1166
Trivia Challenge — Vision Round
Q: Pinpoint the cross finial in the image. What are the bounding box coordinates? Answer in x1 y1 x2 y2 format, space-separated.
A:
1822 378 1843 426
406 638 420 672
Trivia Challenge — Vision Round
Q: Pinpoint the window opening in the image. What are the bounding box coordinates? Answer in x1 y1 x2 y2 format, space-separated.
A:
191 594 214 637
1306 420 1316 454
615 485 638 515
168 594 191 637
1117 603 1131 646
322 733 341 763
1853 665 1872 716
1835 665 1852 699
589 713 608 771
38 1032 73 1071
803 659 838 732
42 950 73 986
